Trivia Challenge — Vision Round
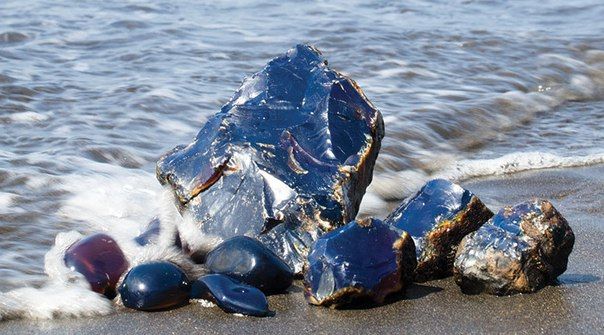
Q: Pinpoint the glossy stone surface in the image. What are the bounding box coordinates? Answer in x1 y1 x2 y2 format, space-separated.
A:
304 218 416 308
64 233 128 299
156 44 384 273
454 199 575 295
205 236 293 294
191 274 272 317
118 261 190 311
385 179 493 282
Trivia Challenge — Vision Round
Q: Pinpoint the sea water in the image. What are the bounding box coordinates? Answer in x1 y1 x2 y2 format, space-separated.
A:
0 0 603 318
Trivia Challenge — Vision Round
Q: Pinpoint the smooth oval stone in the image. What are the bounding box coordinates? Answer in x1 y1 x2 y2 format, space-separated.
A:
385 179 493 281
118 261 190 311
303 218 417 308
156 44 385 274
454 199 575 295
190 274 272 317
64 233 128 299
205 236 293 294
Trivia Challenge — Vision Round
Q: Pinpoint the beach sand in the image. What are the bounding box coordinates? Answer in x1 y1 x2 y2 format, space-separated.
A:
1 165 602 334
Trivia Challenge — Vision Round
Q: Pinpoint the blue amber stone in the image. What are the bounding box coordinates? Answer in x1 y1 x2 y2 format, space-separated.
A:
118 261 190 311
64 233 128 299
134 217 161 246
205 236 293 294
454 199 575 295
304 218 416 307
134 217 182 249
191 274 272 317
385 179 492 281
156 44 384 273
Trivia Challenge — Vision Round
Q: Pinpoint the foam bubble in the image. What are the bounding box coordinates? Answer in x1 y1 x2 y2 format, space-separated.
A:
0 192 13 209
8 112 50 123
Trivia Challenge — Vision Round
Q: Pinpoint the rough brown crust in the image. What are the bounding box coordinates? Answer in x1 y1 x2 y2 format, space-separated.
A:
453 199 575 295
415 195 493 282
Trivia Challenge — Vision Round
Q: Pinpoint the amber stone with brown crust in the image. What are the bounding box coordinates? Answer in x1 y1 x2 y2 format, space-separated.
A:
303 218 416 308
454 199 575 295
385 179 493 282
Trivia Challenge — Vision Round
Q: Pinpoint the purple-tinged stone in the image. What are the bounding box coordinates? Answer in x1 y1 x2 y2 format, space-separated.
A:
385 179 493 282
303 218 416 308
64 233 129 299
454 199 575 295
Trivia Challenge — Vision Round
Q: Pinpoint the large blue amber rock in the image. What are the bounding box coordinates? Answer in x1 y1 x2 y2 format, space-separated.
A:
385 179 493 281
190 274 272 317
118 261 190 311
454 199 575 295
304 218 416 308
156 45 384 273
64 233 129 299
205 236 293 294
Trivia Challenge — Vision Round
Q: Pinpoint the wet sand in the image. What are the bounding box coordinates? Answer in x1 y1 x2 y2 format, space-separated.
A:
1 165 603 335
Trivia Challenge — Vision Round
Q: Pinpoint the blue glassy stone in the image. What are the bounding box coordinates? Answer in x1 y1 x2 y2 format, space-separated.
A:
191 274 272 317
156 44 384 273
118 261 190 311
134 217 182 248
64 233 128 299
134 217 161 246
303 218 416 308
205 236 293 294
454 199 575 295
385 179 493 281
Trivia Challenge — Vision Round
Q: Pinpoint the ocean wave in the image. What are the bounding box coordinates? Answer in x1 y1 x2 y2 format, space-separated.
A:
361 151 604 217
375 47 604 173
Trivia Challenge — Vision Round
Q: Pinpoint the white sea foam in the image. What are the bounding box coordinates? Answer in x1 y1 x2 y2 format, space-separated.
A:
57 160 163 237
0 231 113 321
0 184 206 320
0 282 113 321
8 111 50 123
362 151 604 217
0 192 13 209
437 151 604 181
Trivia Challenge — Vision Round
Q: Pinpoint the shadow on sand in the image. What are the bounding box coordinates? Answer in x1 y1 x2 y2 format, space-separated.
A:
555 273 601 286
335 283 444 310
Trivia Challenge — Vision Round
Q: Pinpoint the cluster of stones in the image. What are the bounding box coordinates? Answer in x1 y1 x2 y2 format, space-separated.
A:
65 233 290 316
62 45 575 316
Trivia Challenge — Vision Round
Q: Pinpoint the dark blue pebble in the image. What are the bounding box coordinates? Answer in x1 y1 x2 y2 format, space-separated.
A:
191 274 272 317
118 261 190 311
205 236 293 294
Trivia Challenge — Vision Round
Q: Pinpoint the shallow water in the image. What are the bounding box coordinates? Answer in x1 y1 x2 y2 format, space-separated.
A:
0 0 603 295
